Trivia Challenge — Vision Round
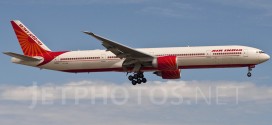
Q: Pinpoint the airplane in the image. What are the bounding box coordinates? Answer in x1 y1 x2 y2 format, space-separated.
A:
4 20 270 85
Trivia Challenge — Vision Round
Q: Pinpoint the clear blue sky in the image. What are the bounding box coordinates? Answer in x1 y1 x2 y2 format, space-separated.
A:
0 0 271 125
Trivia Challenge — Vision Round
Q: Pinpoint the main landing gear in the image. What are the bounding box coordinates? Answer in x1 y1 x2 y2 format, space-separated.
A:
247 65 255 77
128 72 147 85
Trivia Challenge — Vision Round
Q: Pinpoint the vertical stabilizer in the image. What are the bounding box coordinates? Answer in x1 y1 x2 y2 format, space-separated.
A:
10 20 51 57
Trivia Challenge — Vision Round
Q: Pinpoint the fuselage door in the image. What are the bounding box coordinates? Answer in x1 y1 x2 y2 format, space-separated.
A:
206 50 212 57
243 49 248 57
54 56 60 64
101 54 107 62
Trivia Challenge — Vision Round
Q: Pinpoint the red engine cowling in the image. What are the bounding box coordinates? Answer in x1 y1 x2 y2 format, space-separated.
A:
152 56 178 70
154 69 181 79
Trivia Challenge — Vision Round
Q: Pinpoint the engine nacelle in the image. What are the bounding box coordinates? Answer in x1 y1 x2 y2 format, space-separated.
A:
152 56 178 70
154 69 181 79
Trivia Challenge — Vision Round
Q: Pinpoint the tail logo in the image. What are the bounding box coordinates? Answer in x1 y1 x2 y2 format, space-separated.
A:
11 20 51 57
19 24 43 46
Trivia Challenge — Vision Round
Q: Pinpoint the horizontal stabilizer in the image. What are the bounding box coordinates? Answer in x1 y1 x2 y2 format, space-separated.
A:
3 52 41 61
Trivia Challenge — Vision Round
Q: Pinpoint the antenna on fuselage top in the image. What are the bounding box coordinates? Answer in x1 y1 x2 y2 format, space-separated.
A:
187 41 190 47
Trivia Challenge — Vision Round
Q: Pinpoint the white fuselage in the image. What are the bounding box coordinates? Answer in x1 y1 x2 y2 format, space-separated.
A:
13 45 269 73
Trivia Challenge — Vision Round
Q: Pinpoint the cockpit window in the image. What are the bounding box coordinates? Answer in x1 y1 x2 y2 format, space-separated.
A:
259 51 265 53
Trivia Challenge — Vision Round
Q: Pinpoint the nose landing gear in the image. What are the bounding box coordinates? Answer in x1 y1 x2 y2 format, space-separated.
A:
128 72 147 85
247 72 252 77
247 65 255 77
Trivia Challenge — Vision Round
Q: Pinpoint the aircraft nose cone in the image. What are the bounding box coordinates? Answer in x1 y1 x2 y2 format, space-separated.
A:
266 54 270 60
261 54 270 62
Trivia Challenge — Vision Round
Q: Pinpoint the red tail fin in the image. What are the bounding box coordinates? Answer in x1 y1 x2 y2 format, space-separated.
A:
10 20 51 57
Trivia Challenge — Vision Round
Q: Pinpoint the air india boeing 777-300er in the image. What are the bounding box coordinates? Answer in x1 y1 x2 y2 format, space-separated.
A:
4 20 270 85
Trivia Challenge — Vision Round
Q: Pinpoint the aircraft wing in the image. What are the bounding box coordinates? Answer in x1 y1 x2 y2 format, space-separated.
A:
83 32 154 59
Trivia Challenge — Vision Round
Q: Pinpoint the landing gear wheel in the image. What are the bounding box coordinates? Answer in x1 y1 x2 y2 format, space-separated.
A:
133 74 138 79
132 80 137 85
128 72 147 85
247 72 252 77
138 73 144 78
142 78 147 83
137 79 142 84
128 75 134 81
247 66 254 78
